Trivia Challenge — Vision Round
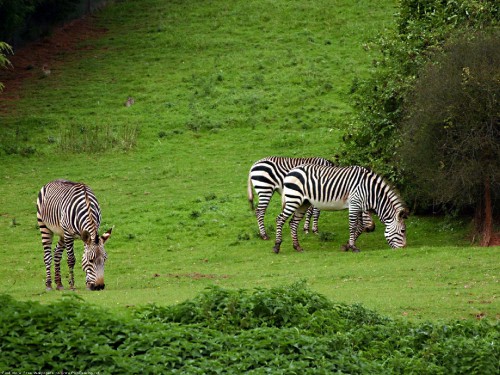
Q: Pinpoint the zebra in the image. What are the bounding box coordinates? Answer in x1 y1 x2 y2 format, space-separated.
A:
37 179 112 291
247 156 375 240
273 164 408 254
248 157 334 240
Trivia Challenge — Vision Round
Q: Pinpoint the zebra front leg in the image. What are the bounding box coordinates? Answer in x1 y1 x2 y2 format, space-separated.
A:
255 207 270 240
53 240 65 290
343 211 364 252
65 238 76 290
40 227 54 291
43 245 53 291
303 206 314 234
311 207 320 234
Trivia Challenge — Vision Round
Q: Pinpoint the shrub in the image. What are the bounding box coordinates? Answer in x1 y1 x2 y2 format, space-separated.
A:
1 284 498 373
399 31 500 244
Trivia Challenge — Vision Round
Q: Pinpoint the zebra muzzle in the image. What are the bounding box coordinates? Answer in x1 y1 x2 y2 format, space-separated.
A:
87 282 105 291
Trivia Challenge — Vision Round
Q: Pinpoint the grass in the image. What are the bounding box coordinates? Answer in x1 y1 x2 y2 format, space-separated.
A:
0 0 498 323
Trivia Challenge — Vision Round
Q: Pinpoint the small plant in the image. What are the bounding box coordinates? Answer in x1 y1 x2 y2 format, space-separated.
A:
319 231 335 242
190 210 201 219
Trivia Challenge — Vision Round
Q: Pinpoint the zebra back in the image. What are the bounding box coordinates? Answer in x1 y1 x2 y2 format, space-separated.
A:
37 179 102 241
249 156 333 193
284 165 406 223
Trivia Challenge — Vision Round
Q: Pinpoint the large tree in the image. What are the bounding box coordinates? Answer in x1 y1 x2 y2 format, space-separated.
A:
339 0 498 183
399 32 499 246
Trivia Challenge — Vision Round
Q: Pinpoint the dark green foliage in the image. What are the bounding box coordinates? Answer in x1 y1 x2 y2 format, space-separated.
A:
0 41 12 91
340 0 499 185
0 0 81 43
2 284 497 374
399 31 500 211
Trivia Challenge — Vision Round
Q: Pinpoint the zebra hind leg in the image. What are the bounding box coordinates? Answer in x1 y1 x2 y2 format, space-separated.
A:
273 212 290 254
311 207 320 234
255 193 273 240
290 206 308 252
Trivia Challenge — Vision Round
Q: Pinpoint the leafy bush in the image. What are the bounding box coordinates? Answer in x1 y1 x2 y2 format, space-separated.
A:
1 283 498 374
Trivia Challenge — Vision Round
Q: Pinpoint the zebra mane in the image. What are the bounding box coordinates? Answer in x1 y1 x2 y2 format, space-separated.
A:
83 187 99 244
370 170 407 214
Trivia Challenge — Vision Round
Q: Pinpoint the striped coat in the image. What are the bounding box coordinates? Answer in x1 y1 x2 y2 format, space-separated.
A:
273 165 408 253
37 180 112 290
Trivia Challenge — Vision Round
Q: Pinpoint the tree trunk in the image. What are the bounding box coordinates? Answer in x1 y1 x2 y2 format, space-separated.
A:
480 176 492 246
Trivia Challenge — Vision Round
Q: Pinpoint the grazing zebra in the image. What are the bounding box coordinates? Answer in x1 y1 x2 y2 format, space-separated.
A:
247 156 335 240
37 179 112 291
248 156 375 240
273 165 408 253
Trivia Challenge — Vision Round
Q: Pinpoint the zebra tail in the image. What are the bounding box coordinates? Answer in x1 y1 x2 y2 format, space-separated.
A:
247 174 254 210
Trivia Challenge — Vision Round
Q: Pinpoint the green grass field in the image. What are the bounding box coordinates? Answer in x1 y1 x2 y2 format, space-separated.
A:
0 0 498 323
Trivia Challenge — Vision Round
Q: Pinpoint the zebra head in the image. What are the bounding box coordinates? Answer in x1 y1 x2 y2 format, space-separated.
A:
81 228 112 290
384 208 408 248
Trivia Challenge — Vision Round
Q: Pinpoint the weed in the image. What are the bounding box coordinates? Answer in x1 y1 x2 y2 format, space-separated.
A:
319 231 335 242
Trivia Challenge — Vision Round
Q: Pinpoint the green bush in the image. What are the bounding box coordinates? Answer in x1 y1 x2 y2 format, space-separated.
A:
1 284 497 374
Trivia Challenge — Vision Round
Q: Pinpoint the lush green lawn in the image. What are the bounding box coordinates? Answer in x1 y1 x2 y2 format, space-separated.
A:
0 0 498 322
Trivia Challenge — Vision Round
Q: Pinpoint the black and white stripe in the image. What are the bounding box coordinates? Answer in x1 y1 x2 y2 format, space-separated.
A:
247 157 335 240
273 165 408 253
37 179 112 291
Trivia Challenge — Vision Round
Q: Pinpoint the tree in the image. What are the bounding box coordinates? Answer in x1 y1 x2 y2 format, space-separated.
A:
399 31 499 246
339 0 499 184
0 41 12 91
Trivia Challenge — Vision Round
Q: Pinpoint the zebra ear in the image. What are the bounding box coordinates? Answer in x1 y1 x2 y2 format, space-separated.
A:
101 227 113 243
81 230 92 244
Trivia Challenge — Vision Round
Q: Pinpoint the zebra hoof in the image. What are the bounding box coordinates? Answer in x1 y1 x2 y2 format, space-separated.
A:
272 246 280 254
294 246 304 253
261 234 270 240
46 286 53 291
56 285 64 291
341 244 350 252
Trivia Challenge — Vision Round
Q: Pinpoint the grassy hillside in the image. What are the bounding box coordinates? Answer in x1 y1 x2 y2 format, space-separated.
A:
0 0 498 322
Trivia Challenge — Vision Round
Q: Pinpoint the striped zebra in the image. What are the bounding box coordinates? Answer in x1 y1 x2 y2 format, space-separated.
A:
37 179 112 291
273 165 408 253
248 156 335 240
248 156 375 240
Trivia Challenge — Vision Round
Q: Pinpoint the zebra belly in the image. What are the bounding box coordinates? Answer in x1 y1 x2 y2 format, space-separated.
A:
309 198 349 211
45 223 65 238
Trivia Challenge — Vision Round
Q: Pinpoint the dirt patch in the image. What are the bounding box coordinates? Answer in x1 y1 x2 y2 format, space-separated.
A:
0 14 108 111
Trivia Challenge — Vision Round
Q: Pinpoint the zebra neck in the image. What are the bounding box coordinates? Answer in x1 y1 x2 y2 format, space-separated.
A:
369 178 401 224
83 188 99 242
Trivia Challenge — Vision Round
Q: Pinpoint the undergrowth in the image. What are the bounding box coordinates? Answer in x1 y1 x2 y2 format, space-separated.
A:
1 283 497 374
